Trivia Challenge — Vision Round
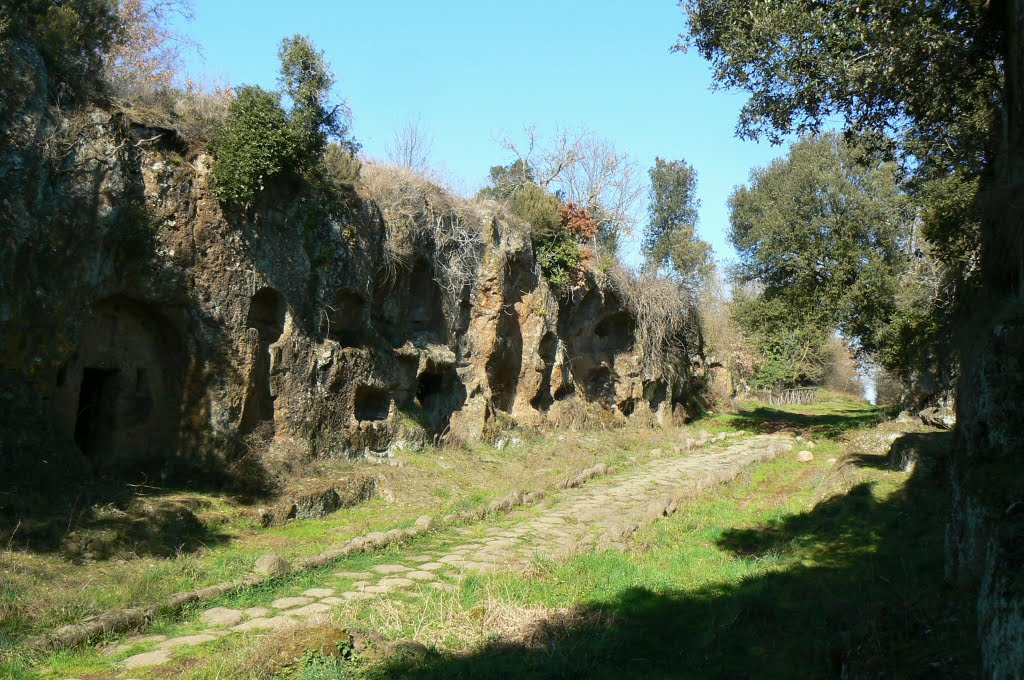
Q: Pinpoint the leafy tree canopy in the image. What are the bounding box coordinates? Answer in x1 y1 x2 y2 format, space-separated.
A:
729 133 912 357
211 34 355 205
679 0 1004 176
736 299 832 389
644 157 712 294
210 85 293 204
277 34 353 168
2 0 124 102
680 0 1005 398
479 159 535 202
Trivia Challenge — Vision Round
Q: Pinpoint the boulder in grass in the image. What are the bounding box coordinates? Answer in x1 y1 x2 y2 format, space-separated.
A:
254 554 290 577
796 450 814 463
273 475 378 524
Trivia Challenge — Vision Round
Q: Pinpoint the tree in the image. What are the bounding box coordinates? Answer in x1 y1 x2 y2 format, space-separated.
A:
2 0 123 102
209 85 292 204
479 159 535 203
682 4 1023 670
678 0 1003 174
644 157 712 294
385 115 434 173
728 133 912 357
679 0 1001 381
277 34 353 169
497 127 642 255
697 271 758 392
732 284 834 389
821 335 865 397
211 35 354 205
105 0 196 87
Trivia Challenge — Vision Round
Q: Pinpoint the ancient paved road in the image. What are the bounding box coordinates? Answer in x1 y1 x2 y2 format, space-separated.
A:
111 433 795 671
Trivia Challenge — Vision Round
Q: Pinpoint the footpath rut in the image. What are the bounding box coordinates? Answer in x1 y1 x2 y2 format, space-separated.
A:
106 433 795 672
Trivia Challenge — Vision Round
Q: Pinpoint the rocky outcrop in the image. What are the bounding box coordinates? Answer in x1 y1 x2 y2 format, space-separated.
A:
0 44 704 514
265 474 377 525
918 405 955 430
945 7 1024 676
947 299 1024 678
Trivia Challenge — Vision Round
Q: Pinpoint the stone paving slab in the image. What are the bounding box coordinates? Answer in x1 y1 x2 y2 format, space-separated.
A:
270 596 313 609
158 633 221 649
122 649 172 668
286 603 333 618
233 616 298 632
201 607 245 627
378 577 415 588
372 564 410 574
406 570 438 581
341 591 375 600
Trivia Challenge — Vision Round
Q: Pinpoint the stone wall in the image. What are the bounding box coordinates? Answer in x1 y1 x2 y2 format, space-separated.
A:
0 45 704 502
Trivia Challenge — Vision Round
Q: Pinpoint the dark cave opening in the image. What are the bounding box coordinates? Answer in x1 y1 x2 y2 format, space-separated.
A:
586 366 615 406
416 367 465 431
530 331 557 412
56 297 185 466
324 289 366 347
242 287 285 434
247 287 286 345
407 259 446 340
648 382 668 414
593 311 635 354
74 367 120 458
354 385 392 421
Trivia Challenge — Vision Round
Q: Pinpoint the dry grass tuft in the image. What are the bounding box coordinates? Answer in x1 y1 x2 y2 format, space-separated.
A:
485 600 613 650
110 78 233 147
600 263 699 381
546 396 620 432
359 162 485 300
340 581 612 656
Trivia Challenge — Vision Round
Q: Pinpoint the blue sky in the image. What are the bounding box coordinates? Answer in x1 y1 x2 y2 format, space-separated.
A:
172 1 793 266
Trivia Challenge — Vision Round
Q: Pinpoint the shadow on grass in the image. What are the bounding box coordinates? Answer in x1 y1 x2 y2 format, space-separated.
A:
0 450 242 557
0 431 270 557
0 489 232 558
371 432 977 679
724 402 893 439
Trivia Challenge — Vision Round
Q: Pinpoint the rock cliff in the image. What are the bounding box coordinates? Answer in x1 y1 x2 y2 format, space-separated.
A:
0 46 704 508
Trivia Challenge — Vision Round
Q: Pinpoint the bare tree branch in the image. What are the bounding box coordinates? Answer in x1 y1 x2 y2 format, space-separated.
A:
498 126 642 241
386 115 435 174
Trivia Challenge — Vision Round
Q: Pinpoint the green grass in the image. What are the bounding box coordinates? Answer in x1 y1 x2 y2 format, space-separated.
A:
12 397 972 679
347 408 975 679
0 424 678 656
712 393 893 439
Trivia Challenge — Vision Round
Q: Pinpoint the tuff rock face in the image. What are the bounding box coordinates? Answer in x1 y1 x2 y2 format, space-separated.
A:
0 48 704 498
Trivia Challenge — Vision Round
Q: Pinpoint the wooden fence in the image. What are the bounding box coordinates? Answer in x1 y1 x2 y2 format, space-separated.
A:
756 387 819 406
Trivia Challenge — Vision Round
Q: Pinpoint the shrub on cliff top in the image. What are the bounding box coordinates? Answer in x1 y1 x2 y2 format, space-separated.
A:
508 182 562 241
210 34 355 206
535 228 585 291
507 184 590 294
2 0 122 105
209 85 292 203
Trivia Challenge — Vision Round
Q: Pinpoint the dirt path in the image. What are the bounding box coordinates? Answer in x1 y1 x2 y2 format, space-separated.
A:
111 433 795 671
